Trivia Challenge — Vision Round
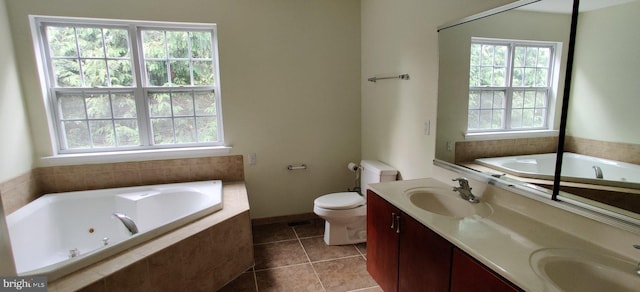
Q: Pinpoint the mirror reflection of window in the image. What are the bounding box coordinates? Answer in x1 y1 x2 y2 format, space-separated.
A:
467 38 558 132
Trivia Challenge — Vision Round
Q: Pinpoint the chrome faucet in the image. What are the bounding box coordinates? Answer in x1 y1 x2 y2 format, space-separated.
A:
634 244 640 276
592 165 604 179
452 177 479 203
112 212 139 235
69 248 80 258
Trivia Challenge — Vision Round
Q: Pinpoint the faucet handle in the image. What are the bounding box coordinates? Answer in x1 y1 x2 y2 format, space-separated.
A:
633 244 640 273
452 177 471 189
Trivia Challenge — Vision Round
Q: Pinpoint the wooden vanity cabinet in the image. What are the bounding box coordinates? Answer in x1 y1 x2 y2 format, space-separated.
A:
398 208 452 291
366 189 400 292
367 190 521 292
450 248 522 292
367 190 452 292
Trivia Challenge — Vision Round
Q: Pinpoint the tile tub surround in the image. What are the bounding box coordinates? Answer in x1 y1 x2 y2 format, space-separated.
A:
0 171 39 215
565 136 640 165
454 136 640 166
0 155 244 215
47 182 252 292
454 136 558 163
220 219 381 292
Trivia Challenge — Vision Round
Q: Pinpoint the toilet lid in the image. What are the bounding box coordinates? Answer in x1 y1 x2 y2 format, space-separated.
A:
314 192 365 210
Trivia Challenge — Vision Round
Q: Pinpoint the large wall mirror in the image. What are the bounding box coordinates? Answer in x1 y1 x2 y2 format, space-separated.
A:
560 0 640 221
436 0 640 225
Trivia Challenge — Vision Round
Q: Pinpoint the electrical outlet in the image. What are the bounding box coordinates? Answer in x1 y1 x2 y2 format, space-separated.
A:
248 153 256 165
424 120 431 135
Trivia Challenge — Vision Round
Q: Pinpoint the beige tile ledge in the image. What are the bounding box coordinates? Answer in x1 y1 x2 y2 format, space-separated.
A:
369 171 640 292
48 181 250 292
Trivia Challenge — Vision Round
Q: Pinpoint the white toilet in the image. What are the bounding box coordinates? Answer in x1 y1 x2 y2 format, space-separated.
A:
313 160 397 245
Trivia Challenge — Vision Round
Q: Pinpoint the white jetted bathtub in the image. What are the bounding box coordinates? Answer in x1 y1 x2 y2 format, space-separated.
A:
6 180 223 280
476 153 640 189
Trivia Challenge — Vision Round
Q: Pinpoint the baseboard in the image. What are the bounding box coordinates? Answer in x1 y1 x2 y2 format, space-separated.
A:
251 212 320 226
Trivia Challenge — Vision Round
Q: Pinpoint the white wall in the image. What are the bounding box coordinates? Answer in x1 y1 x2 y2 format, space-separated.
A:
0 0 34 183
4 0 361 219
0 0 19 276
567 1 640 144
361 0 516 179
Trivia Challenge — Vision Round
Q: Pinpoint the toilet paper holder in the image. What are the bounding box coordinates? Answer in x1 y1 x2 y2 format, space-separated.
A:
287 164 307 170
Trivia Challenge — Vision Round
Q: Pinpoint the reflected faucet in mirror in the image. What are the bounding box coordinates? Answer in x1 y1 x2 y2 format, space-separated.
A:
634 244 640 276
592 165 603 179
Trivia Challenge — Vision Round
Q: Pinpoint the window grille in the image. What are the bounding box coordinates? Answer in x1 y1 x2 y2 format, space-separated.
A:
33 17 224 153
468 38 555 132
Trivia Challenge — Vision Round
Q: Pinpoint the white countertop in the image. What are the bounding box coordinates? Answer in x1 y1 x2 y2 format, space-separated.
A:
368 177 638 291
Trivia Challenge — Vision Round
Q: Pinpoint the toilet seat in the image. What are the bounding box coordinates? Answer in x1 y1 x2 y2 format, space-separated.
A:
313 160 397 245
314 192 364 210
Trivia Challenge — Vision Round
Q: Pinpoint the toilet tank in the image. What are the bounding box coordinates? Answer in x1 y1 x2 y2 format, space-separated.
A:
360 160 398 195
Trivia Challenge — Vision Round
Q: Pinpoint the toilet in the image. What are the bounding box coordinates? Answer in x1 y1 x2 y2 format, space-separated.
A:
313 160 397 245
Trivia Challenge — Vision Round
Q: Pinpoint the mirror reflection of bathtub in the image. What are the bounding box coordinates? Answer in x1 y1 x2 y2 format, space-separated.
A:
476 153 640 189
469 153 640 217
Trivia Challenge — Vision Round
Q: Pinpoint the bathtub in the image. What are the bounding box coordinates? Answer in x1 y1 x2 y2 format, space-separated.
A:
6 180 223 281
475 153 640 189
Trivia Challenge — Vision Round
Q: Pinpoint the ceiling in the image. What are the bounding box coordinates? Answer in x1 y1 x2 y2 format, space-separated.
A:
520 0 636 14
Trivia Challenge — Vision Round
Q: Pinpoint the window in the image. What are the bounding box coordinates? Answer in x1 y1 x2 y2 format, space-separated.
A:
33 17 223 153
468 38 556 132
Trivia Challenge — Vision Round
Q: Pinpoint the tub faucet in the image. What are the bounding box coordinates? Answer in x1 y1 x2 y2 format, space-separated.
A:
452 177 479 203
69 248 80 258
592 166 603 179
112 212 138 235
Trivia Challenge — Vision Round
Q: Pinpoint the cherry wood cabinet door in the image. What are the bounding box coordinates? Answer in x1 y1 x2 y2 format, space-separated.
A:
398 214 453 292
450 248 522 292
367 191 400 292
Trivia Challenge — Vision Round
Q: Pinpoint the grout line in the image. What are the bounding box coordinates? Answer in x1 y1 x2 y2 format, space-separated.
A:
253 262 312 273
251 266 259 292
294 226 327 292
347 285 381 292
355 243 367 260
310 254 362 264
296 234 324 240
255 243 362 268
252 238 299 246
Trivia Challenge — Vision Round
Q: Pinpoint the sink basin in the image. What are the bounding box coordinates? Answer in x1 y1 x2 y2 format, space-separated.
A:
404 187 493 218
530 248 640 292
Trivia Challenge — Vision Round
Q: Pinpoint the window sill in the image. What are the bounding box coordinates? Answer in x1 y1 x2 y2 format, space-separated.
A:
464 130 558 141
39 146 232 167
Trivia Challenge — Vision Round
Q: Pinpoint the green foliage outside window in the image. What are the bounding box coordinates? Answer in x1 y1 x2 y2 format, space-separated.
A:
43 21 221 151
468 40 553 131
47 26 133 87
142 30 214 86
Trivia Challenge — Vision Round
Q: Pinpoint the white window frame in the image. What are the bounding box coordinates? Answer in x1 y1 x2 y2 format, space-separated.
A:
30 16 224 155
467 37 558 134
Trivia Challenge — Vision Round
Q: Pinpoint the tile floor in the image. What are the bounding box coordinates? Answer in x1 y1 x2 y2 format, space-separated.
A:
218 219 382 292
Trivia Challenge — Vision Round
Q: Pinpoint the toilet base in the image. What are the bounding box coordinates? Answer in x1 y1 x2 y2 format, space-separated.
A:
322 217 366 245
